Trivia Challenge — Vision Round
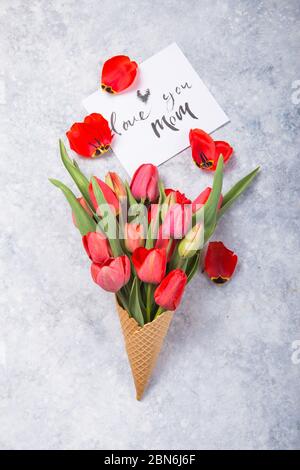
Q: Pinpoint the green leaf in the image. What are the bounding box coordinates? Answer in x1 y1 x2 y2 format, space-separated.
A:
204 156 224 227
129 277 145 326
145 205 160 249
59 140 93 208
186 252 200 283
124 181 137 207
49 178 96 236
158 179 166 203
218 166 260 218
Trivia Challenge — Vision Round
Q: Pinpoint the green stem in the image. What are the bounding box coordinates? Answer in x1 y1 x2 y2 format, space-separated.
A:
154 306 164 320
146 284 153 323
117 290 129 312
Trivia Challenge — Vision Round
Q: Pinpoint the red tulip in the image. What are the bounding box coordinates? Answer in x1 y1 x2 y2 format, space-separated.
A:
124 223 145 253
82 231 111 264
132 247 167 284
101 55 138 94
204 241 238 284
161 203 192 239
130 164 159 202
189 129 233 171
105 172 126 199
72 197 93 227
192 187 223 213
165 188 191 205
66 113 113 158
91 255 130 292
89 176 119 216
154 269 187 311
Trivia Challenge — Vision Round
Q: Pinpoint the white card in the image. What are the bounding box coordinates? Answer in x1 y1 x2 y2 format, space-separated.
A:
83 43 229 176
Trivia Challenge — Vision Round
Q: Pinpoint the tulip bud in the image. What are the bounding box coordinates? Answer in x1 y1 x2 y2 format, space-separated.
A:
132 247 167 284
72 197 93 227
105 172 127 199
178 223 204 258
124 223 145 253
82 231 111 264
91 255 131 292
89 176 119 216
130 164 159 202
161 191 177 220
154 269 187 311
161 204 192 239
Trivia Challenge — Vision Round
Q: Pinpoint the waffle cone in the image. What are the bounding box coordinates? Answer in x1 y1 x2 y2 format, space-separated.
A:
116 302 174 400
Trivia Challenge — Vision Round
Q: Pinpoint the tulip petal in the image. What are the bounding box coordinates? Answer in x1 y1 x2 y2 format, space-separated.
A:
204 241 238 284
66 113 112 158
189 129 233 172
101 55 138 94
189 129 215 170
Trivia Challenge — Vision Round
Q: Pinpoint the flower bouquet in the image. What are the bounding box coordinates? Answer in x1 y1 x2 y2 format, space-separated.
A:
50 129 259 399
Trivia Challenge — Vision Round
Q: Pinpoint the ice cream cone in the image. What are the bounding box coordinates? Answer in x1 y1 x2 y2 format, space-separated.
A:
116 302 174 400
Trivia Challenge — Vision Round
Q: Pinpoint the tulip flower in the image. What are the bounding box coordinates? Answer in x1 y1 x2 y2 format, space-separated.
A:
124 223 145 253
204 241 238 284
189 128 233 171
132 247 167 284
105 172 127 200
72 197 93 227
101 55 138 94
192 187 223 213
91 255 131 292
82 231 111 264
161 203 192 239
89 176 119 215
130 164 159 202
178 223 204 258
154 269 187 311
66 113 113 158
165 188 191 205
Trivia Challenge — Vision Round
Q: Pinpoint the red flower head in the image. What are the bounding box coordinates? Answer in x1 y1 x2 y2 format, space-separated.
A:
130 164 159 202
132 247 167 284
165 188 191 205
66 113 113 158
189 129 233 171
154 269 187 311
101 55 138 94
72 197 93 227
105 172 126 200
192 187 223 213
91 255 131 292
82 231 111 264
204 241 238 284
89 176 119 216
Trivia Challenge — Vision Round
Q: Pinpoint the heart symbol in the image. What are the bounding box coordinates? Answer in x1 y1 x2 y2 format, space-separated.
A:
137 88 150 104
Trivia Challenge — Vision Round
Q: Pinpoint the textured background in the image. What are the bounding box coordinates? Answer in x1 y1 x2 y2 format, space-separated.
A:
1 0 300 450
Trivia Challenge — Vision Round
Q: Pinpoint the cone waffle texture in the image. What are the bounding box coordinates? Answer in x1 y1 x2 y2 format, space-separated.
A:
116 302 174 400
